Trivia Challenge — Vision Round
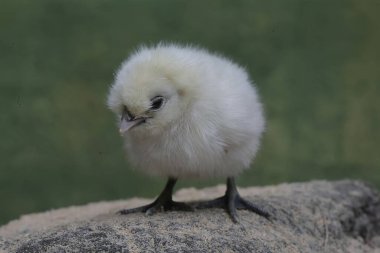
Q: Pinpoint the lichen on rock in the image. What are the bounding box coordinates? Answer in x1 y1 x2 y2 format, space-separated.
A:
1 180 379 253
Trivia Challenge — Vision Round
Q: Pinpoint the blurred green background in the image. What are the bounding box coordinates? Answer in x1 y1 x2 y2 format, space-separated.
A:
1 0 379 225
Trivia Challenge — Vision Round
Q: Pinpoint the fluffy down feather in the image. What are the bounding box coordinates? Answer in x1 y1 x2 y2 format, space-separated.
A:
107 43 265 179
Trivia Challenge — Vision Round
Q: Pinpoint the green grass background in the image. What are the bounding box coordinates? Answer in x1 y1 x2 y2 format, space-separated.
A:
1 0 379 225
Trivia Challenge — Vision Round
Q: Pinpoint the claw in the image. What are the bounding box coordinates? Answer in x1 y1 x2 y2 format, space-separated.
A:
119 200 193 216
118 178 194 216
195 177 270 223
118 177 269 222
240 197 270 219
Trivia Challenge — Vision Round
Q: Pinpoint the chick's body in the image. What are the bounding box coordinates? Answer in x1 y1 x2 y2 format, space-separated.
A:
108 45 265 179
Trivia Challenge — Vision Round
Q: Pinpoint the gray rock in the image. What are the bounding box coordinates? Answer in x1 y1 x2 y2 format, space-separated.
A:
1 180 379 253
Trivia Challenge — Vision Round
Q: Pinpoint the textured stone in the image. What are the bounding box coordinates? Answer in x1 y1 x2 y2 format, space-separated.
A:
1 180 379 253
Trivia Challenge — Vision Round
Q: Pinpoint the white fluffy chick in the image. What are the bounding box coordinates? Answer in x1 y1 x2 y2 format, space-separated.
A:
107 43 269 222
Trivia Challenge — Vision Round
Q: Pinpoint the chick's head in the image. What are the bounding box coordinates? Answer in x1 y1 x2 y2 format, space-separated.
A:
107 48 196 136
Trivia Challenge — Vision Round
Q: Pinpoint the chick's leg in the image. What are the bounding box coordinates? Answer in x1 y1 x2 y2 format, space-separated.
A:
196 177 270 223
118 177 193 216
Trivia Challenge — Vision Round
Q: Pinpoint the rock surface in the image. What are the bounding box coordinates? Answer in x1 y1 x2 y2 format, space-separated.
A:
0 180 379 253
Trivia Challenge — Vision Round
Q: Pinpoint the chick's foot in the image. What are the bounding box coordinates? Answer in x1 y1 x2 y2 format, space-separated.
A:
118 177 194 216
118 199 193 215
195 177 270 223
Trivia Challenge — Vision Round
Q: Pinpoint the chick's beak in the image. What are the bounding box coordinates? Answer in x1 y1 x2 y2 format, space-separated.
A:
119 118 145 134
119 109 146 135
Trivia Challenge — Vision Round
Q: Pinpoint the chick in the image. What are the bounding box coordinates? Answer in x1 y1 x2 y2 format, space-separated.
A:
107 43 269 222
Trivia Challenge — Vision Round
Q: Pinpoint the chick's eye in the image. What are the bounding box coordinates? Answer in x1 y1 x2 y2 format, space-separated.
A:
150 96 165 111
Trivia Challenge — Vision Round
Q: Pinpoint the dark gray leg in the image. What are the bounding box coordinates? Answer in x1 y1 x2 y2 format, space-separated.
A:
118 177 193 215
196 177 270 222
